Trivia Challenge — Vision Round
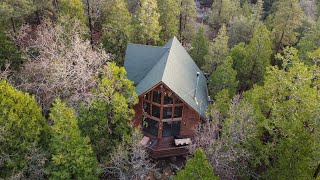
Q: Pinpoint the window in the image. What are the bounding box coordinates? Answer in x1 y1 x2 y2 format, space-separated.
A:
143 92 150 101
174 106 183 118
153 90 161 104
143 102 150 115
175 96 183 104
164 92 173 104
152 105 160 118
142 117 158 136
141 84 185 138
163 107 172 119
162 121 181 137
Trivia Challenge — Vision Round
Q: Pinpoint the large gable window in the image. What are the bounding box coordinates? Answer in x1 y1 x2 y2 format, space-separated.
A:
162 121 181 137
174 106 183 118
141 84 184 138
153 90 161 104
163 107 172 119
164 91 173 104
142 117 158 136
152 105 160 118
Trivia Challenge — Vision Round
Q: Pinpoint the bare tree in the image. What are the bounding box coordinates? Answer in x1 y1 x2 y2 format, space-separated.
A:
190 95 260 179
299 0 318 21
102 129 154 180
15 19 110 111
0 64 11 81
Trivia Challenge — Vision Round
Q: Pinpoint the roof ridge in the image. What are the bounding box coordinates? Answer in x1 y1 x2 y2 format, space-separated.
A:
160 38 176 81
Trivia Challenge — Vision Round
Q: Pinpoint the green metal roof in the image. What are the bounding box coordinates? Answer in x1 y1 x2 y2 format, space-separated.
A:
124 37 208 117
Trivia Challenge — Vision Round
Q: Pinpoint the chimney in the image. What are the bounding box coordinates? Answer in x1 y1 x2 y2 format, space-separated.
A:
194 72 200 100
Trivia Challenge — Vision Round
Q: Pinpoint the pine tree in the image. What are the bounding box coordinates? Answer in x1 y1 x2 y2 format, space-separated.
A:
0 80 48 178
57 0 87 26
208 0 240 28
208 56 238 98
214 89 231 118
0 29 22 70
297 20 320 65
228 0 263 47
269 0 304 57
48 99 99 179
246 25 273 85
230 25 272 91
230 42 250 90
157 0 180 44
190 26 209 68
101 0 132 65
204 24 229 73
33 0 54 23
179 0 197 45
78 63 138 160
0 0 35 32
174 148 219 180
133 0 161 45
244 47 320 179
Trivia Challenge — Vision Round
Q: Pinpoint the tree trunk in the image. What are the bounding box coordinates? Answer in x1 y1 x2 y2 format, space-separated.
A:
11 17 17 34
86 0 94 48
272 30 285 65
314 164 320 179
36 10 41 24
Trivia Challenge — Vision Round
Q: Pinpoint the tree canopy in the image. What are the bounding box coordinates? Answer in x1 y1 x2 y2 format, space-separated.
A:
0 80 48 178
174 148 219 180
48 99 99 179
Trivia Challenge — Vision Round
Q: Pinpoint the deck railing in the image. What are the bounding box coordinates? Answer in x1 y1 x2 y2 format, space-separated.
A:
146 139 190 158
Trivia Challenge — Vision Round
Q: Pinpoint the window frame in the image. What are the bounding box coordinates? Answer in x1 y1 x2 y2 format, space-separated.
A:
141 84 185 138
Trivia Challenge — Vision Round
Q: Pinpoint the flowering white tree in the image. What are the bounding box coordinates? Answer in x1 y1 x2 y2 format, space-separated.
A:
15 19 110 111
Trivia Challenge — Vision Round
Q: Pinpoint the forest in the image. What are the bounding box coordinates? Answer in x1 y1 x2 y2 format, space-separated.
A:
0 0 319 179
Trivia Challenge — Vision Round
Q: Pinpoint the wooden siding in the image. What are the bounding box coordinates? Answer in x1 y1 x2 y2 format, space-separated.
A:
132 96 143 127
180 104 201 137
132 82 202 158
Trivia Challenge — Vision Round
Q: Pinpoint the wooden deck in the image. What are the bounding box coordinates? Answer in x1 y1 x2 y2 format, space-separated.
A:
144 135 190 158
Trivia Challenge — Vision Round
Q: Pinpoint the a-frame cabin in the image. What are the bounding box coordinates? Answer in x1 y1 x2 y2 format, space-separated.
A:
124 37 208 158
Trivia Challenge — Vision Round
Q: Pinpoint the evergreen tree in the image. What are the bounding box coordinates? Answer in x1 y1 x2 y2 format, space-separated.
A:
157 0 180 44
268 0 304 57
204 24 229 73
174 148 219 180
208 0 240 28
246 25 273 85
230 25 272 91
208 56 238 98
244 47 320 179
133 0 161 45
0 29 22 70
228 15 254 47
179 0 197 45
228 0 263 47
297 20 320 65
48 99 99 179
0 80 48 178
58 0 87 26
33 0 54 23
0 0 35 32
214 89 231 118
190 26 209 68
78 63 138 160
230 42 249 90
101 0 132 65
